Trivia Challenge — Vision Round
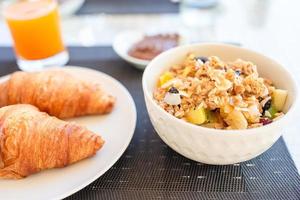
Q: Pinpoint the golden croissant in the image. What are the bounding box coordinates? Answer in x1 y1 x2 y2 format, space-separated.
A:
0 70 115 118
0 104 104 179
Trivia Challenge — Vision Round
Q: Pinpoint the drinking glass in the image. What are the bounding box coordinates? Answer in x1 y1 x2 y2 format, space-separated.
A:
179 0 219 42
3 0 69 71
180 0 219 27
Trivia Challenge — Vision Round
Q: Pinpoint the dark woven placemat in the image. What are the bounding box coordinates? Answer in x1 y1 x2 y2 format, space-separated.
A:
0 47 299 200
76 0 179 15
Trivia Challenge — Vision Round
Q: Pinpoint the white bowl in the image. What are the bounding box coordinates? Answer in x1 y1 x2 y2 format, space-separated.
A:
142 43 298 165
113 30 188 70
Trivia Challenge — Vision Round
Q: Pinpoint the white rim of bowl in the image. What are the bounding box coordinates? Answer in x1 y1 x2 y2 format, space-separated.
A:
142 43 299 135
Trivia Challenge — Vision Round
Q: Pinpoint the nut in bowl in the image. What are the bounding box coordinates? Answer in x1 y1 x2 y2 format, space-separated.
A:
142 43 298 165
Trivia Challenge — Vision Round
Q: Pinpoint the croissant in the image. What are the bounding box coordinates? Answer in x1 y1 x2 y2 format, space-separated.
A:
0 104 104 179
0 70 115 119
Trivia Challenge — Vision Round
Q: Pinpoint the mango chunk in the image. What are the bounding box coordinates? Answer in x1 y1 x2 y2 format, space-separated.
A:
186 107 207 125
159 72 173 86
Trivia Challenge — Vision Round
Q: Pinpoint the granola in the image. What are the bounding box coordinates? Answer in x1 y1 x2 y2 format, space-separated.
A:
153 55 288 130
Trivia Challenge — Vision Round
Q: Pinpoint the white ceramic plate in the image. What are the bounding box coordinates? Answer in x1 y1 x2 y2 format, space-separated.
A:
0 66 137 200
113 30 189 70
113 30 149 70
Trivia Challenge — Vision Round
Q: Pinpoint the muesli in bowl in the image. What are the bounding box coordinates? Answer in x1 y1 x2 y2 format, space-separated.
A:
153 54 288 130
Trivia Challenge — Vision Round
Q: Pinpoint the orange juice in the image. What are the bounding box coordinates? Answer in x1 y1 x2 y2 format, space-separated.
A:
4 0 65 60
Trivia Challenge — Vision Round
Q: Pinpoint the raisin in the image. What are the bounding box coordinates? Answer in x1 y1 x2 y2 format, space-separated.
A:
168 87 179 94
235 70 241 76
262 100 271 114
211 108 218 112
260 118 272 125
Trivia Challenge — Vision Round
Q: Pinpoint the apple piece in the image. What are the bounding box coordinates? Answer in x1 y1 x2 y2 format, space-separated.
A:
225 110 248 129
272 89 288 111
265 105 277 119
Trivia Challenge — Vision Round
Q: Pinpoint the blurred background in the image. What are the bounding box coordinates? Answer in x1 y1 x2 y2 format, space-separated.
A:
0 0 299 80
1 0 298 75
0 0 298 55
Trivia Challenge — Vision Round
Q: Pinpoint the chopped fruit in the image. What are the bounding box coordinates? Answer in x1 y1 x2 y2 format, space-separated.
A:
207 110 217 123
265 105 277 119
159 72 173 86
245 104 261 123
260 118 272 125
153 55 288 130
164 92 181 105
186 107 207 125
225 110 248 129
272 89 288 111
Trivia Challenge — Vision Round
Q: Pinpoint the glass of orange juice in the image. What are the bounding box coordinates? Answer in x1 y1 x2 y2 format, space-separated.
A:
3 0 68 71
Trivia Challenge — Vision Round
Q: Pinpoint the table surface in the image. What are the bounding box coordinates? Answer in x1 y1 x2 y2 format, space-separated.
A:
77 0 178 14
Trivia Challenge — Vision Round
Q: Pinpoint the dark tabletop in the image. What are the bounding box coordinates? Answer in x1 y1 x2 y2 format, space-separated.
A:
76 0 179 15
0 47 299 200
